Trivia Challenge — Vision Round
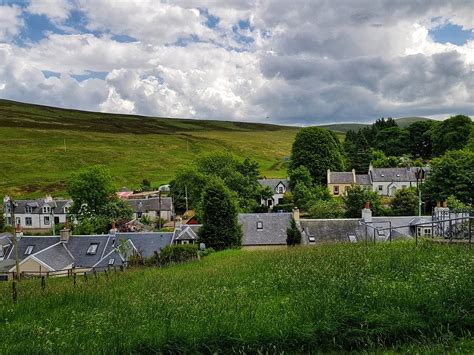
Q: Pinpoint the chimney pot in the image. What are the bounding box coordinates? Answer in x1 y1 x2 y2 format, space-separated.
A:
292 207 300 221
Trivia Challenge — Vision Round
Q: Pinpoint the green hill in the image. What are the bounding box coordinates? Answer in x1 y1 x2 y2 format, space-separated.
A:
1 242 472 353
0 99 299 197
319 116 434 133
395 116 433 127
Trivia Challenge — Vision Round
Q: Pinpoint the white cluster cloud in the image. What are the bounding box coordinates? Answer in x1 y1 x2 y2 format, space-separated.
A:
0 0 472 124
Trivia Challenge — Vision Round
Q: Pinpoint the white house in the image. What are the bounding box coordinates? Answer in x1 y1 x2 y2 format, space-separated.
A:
125 197 174 221
3 196 71 232
368 164 422 197
257 179 289 207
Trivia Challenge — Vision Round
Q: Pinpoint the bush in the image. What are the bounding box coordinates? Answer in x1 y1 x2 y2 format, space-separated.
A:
159 244 198 265
286 218 301 245
198 247 215 258
307 198 345 219
271 203 294 213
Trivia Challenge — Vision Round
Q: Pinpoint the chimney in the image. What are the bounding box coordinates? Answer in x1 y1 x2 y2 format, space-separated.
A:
15 223 23 239
352 169 356 184
60 222 71 243
292 207 300 221
361 201 372 223
327 169 331 184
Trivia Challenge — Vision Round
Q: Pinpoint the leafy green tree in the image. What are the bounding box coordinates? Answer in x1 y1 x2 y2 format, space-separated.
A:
0 206 5 232
446 195 467 210
431 115 472 156
286 218 301 246
198 178 242 250
170 167 207 212
290 127 345 185
140 179 152 192
67 166 132 233
407 121 434 159
390 188 418 216
375 126 410 157
344 185 383 218
361 117 398 145
345 130 373 173
288 165 312 190
68 165 116 215
308 198 345 219
371 150 402 168
292 182 315 210
423 149 474 205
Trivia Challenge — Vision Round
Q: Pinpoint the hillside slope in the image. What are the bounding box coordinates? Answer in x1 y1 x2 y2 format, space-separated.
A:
0 100 298 196
319 116 434 133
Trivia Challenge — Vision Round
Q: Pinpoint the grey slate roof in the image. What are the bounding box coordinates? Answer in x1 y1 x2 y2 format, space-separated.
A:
238 213 292 246
114 232 174 258
300 219 360 243
33 243 75 270
6 198 71 215
172 225 197 242
125 197 173 212
258 179 289 192
356 174 371 185
329 172 354 184
65 235 113 268
370 168 417 182
6 236 59 261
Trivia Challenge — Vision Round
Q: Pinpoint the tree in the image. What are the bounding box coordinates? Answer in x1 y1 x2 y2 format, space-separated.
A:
307 198 345 219
0 205 5 232
140 179 152 192
390 188 418 216
431 115 472 156
371 150 401 168
170 167 207 212
423 149 474 205
407 121 434 159
67 166 132 233
345 130 373 173
375 126 410 157
292 182 315 210
344 185 382 218
289 127 345 185
288 165 312 190
198 179 242 250
286 218 301 246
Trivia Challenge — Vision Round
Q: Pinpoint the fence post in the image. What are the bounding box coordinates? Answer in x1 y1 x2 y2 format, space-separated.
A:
93 268 97 280
469 216 472 246
12 281 17 303
41 276 45 291
120 265 124 272
73 272 76 286
373 228 376 245
84 273 88 283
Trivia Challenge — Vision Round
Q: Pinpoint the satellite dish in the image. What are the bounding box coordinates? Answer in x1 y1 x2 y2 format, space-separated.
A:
199 243 206 251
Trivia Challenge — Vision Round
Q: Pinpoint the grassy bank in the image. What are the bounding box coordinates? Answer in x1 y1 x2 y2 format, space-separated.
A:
0 99 298 197
0 241 472 353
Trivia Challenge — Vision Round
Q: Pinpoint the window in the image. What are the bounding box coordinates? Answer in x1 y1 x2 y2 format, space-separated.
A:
333 186 339 195
87 243 99 255
25 206 32 213
44 216 50 225
137 212 142 219
25 245 34 255
378 185 383 192
108 258 115 266
43 206 51 214
257 221 263 230
16 217 21 225
6 217 11 225
26 217 32 226
64 207 69 213
278 186 284 193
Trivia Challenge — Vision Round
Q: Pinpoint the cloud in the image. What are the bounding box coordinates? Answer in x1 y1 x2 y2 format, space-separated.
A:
0 0 472 124
0 5 23 41
27 0 72 23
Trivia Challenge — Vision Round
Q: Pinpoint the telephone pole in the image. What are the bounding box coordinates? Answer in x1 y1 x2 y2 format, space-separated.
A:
10 198 20 279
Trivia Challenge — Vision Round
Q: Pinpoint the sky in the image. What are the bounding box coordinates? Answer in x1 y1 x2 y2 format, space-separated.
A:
0 0 473 125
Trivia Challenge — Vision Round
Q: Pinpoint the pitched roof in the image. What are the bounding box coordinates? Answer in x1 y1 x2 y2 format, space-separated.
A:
258 179 289 191
299 219 360 243
355 174 371 185
6 198 71 215
370 167 417 182
238 213 292 246
114 232 174 258
32 243 75 271
125 197 173 212
172 225 197 241
65 235 113 268
328 172 354 184
6 236 60 261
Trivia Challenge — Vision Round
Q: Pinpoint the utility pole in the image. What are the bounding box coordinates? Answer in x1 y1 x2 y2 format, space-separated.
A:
10 198 20 279
185 185 189 212
158 191 162 230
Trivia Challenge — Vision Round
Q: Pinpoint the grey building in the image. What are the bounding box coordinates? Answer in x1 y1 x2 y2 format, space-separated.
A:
238 212 292 247
125 197 174 221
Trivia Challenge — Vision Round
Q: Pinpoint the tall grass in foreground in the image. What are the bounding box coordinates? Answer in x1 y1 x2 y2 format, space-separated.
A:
0 241 473 353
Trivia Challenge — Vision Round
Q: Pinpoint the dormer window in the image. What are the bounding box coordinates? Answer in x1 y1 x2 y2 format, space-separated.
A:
87 243 99 255
278 186 284 193
64 207 69 213
25 245 34 255
43 206 51 214
25 206 33 213
381 174 385 177
257 221 263 230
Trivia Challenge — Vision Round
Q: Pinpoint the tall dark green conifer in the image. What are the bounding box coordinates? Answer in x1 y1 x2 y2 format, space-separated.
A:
198 178 242 250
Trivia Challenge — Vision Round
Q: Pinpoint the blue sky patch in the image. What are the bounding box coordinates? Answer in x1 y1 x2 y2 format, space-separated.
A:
42 70 61 79
430 23 473 46
71 71 108 82
112 34 138 43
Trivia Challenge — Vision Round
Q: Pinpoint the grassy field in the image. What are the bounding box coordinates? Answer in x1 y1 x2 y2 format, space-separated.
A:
0 99 299 197
0 241 472 353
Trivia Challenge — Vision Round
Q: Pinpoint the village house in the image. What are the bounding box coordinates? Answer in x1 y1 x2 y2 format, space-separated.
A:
238 212 293 248
125 197 174 222
3 196 71 232
258 178 289 207
0 224 174 276
327 165 427 197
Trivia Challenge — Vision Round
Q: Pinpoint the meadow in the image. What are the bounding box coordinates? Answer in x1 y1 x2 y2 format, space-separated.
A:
0 241 472 353
0 99 299 197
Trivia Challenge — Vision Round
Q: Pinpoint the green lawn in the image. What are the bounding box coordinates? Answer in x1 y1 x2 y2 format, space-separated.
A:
0 241 472 353
0 99 298 197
